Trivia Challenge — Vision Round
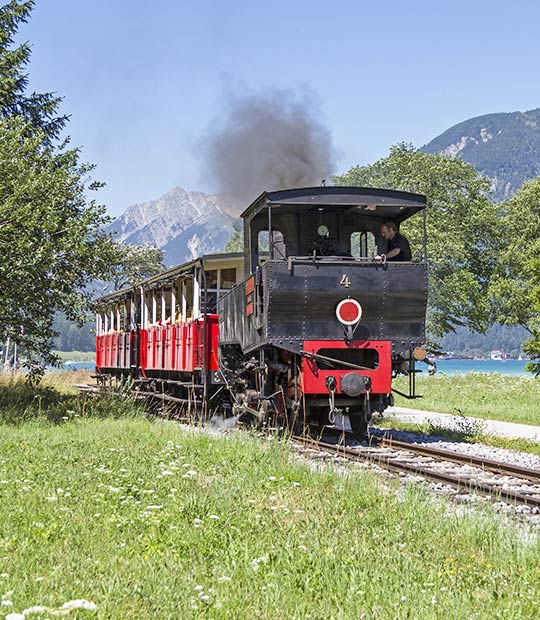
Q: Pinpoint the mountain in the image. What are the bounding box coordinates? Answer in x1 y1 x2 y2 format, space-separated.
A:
422 108 540 201
108 187 240 266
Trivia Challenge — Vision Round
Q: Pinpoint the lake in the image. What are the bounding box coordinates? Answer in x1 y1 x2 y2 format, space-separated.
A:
433 359 530 376
61 360 95 372
59 358 531 376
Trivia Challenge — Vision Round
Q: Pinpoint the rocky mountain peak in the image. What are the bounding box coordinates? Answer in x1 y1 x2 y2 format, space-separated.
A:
108 187 241 266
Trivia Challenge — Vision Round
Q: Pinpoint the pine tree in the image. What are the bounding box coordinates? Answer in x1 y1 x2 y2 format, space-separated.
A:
0 0 67 140
0 1 117 369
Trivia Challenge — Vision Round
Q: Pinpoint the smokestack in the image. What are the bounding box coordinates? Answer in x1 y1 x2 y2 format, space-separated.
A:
202 89 336 208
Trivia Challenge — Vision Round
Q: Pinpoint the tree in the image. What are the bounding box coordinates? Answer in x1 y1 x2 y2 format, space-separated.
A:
0 116 115 364
0 1 118 366
489 177 540 374
0 1 67 140
106 243 165 292
224 226 244 252
334 144 499 339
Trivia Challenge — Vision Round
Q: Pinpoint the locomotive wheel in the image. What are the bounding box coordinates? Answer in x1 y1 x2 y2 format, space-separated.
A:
286 405 308 436
308 406 331 427
349 408 369 440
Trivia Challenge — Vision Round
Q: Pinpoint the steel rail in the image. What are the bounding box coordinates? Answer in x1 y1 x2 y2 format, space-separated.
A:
294 435 540 509
319 425 540 483
375 435 540 483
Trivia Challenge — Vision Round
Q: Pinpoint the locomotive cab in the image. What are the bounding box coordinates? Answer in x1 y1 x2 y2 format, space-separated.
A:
219 186 428 437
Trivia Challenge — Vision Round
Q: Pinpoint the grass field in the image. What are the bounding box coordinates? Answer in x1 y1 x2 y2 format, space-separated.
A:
1 374 540 617
1 402 540 618
393 372 540 427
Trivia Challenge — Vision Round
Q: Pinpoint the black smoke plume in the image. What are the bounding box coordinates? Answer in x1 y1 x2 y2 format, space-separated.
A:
202 88 336 208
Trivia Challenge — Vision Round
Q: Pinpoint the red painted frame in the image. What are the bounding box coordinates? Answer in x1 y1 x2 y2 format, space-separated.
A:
301 339 393 395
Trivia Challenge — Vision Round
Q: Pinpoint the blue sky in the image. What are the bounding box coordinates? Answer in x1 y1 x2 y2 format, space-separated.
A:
19 0 540 216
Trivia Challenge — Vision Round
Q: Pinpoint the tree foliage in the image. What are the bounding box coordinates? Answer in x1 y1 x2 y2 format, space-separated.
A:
0 1 67 140
489 177 540 374
52 314 95 352
334 144 499 339
224 226 244 252
0 1 117 365
105 243 165 292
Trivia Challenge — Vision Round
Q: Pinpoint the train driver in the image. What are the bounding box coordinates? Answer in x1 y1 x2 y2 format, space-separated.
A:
374 221 411 262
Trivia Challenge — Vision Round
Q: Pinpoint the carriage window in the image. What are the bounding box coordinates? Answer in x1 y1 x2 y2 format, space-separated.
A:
350 231 376 258
220 268 237 289
205 269 218 288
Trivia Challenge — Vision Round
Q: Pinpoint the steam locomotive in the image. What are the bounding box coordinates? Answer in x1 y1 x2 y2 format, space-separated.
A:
95 186 429 436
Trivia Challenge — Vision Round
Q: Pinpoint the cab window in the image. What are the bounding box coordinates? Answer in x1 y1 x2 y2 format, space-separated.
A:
350 231 376 258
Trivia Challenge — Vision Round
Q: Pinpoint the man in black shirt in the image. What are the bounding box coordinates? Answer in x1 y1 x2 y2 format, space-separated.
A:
375 221 411 262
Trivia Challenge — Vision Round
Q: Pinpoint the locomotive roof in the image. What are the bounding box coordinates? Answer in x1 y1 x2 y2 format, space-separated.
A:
241 186 427 223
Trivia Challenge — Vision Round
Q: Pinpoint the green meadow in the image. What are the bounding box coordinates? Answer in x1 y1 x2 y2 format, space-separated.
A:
393 372 540 427
0 373 539 619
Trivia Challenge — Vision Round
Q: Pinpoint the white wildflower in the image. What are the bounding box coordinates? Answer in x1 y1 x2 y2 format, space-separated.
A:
61 599 97 611
292 481 301 487
268 476 277 481
46 496 58 502
22 606 50 615
1 600 13 607
182 470 197 478
161 470 174 476
145 505 162 510
200 594 210 602
208 515 220 520
0 574 9 578
193 518 203 528
251 555 269 571
194 585 204 591
400 596 407 602
34 577 45 582
5 613 25 620
218 576 231 582
107 486 120 493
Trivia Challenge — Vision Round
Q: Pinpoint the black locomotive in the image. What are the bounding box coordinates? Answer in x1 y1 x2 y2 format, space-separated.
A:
96 186 429 436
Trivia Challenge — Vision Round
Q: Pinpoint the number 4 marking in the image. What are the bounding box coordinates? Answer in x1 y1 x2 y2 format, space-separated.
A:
340 274 351 288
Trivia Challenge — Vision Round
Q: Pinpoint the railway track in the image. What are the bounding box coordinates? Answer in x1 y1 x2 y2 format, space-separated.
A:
294 429 540 510
78 382 540 511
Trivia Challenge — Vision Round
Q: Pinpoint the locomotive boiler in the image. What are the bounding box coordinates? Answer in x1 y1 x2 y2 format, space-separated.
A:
95 186 429 437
